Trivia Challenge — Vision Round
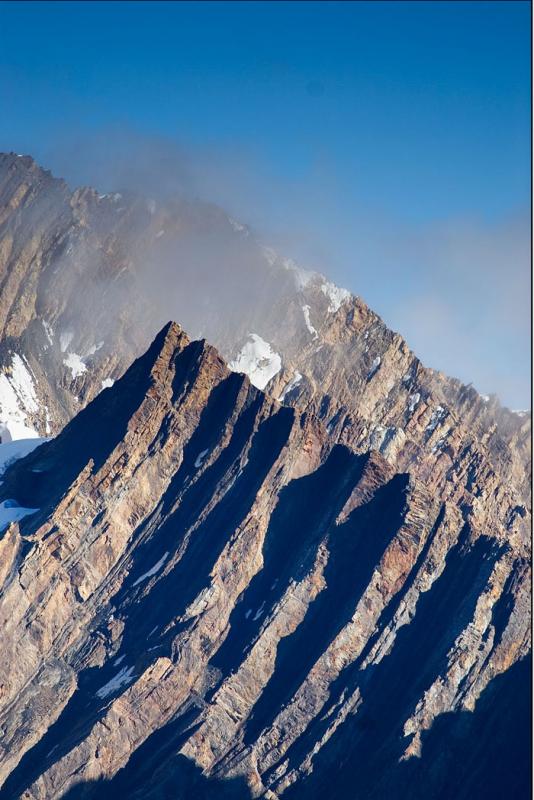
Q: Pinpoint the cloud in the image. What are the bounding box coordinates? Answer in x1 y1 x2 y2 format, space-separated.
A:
30 127 530 408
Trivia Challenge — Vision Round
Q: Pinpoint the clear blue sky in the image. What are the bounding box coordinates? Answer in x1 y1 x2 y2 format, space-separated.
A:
0 1 530 406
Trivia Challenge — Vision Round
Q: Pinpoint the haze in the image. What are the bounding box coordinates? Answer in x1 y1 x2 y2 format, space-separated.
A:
0 0 530 407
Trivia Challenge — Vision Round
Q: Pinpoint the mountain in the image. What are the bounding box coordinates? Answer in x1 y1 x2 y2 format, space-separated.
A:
0 152 531 798
0 323 529 799
0 153 529 545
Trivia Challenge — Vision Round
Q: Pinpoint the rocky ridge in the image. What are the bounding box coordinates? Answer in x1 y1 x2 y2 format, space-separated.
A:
0 152 529 544
0 323 530 799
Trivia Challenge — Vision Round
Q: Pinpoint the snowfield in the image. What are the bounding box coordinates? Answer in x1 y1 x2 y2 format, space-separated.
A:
0 437 46 478
0 354 40 440
228 334 282 390
63 352 87 379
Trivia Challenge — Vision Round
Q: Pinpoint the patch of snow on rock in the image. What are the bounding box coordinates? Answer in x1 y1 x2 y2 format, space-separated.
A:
10 356 38 413
0 499 39 532
228 334 282 390
0 438 46 479
367 356 381 380
63 353 87 380
408 392 421 413
302 305 318 339
43 320 54 347
95 665 136 699
132 552 169 587
101 378 114 390
194 449 209 469
320 280 351 313
0 355 40 441
426 406 446 433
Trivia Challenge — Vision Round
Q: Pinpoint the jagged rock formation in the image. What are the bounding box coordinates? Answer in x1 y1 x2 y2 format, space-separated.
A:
0 151 530 548
0 324 530 799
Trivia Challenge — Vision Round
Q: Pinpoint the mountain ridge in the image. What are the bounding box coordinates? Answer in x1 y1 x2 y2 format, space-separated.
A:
0 321 530 798
0 150 530 797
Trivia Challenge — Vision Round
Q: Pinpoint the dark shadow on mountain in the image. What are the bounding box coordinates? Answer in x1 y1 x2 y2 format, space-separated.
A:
275 531 506 797
286 653 532 800
210 446 371 685
243 472 409 744
0 323 179 514
59 753 252 799
0 402 294 800
384 653 533 800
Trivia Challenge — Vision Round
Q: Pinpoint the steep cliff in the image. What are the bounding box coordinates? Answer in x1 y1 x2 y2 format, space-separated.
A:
0 323 530 799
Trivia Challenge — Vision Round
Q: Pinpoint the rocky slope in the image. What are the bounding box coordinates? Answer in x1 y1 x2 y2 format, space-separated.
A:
0 323 530 799
0 152 530 544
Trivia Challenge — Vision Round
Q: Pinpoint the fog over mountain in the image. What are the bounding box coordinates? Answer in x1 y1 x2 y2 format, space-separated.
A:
13 128 531 409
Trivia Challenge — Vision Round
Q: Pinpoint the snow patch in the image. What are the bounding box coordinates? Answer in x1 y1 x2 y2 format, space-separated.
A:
0 499 39 532
320 280 351 313
367 356 381 380
426 406 446 433
302 305 318 339
63 353 87 380
0 355 40 441
95 665 135 699
194 449 209 469
101 378 114 390
0 438 46 479
132 552 169 587
408 393 421 413
228 334 282 390
43 320 54 347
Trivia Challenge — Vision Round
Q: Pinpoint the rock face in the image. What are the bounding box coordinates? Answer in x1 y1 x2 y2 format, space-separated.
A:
0 323 530 799
0 151 530 543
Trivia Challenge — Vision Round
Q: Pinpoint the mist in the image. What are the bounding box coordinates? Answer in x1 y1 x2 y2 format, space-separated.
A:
14 127 531 409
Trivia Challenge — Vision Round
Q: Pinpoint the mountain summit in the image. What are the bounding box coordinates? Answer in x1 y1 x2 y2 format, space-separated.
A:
0 153 531 798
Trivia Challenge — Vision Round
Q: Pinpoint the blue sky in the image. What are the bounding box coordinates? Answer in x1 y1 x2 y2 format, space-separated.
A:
0 1 530 406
